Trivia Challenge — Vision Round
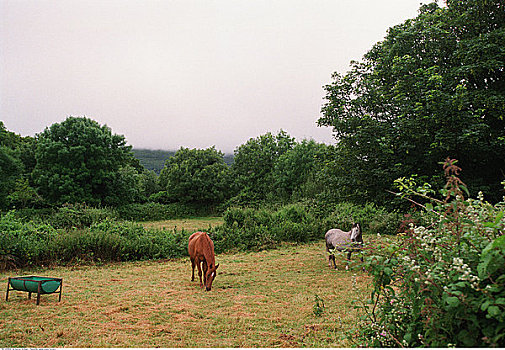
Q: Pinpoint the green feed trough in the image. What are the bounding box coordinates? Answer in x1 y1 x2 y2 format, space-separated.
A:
6 276 63 305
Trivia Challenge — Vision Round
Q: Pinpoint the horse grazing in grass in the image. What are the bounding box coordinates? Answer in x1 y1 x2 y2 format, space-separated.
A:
188 231 219 291
325 223 363 269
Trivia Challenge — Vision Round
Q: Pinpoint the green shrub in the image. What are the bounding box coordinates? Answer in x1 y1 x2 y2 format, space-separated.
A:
351 161 505 347
324 202 401 235
0 211 194 269
219 203 326 249
114 202 197 221
48 203 112 229
0 211 58 268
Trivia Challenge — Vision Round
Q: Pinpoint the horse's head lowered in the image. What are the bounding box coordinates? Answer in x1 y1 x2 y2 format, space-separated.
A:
205 263 220 291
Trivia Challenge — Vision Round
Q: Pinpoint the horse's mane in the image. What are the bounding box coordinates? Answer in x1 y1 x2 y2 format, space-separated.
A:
195 232 216 267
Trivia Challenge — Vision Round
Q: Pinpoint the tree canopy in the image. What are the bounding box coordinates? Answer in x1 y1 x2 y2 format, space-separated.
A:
318 0 505 204
32 117 136 206
231 130 295 204
158 146 231 206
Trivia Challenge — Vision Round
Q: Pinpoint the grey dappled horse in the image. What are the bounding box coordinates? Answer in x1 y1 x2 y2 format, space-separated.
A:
325 223 363 269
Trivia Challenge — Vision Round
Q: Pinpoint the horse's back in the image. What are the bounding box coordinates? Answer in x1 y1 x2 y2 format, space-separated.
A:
188 231 206 256
325 228 351 251
188 232 214 258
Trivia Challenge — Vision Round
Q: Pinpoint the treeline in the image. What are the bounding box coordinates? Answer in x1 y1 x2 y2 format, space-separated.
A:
0 118 339 213
1 0 504 213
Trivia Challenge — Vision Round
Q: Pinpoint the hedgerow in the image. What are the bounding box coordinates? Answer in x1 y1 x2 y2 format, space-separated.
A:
1 200 403 270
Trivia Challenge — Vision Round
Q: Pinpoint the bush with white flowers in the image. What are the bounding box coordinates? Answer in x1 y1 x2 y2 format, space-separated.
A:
350 159 505 347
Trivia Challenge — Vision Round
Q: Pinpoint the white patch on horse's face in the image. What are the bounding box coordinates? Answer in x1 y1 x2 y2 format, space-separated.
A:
351 225 359 241
211 272 216 278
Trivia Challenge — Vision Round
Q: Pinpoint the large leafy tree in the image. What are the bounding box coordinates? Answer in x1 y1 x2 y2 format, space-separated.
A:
158 146 231 206
231 130 295 203
318 0 505 204
272 139 333 201
32 117 136 206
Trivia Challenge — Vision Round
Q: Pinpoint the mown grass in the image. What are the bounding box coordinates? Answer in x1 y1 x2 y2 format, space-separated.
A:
141 217 224 232
0 241 371 347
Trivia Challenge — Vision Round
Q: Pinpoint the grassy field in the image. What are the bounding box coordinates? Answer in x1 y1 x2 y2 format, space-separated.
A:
0 240 371 347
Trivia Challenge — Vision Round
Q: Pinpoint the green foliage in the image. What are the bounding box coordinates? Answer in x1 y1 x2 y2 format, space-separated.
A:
159 146 232 206
318 1 505 204
53 220 190 263
0 211 58 269
138 169 161 202
273 139 334 202
114 202 197 221
48 203 113 229
0 146 22 209
216 202 397 252
7 178 43 208
0 210 193 268
323 202 401 236
32 116 137 206
351 161 505 347
231 130 295 204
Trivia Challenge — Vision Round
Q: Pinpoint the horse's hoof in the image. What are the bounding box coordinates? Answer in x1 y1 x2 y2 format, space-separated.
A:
345 265 349 271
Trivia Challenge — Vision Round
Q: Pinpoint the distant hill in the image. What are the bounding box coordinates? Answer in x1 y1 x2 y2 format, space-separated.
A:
133 148 234 174
132 149 175 174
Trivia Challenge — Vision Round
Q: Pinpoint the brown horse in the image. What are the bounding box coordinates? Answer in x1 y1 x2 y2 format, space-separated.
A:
188 231 219 291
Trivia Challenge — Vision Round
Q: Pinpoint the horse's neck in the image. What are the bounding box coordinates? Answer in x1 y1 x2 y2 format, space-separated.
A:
202 239 215 265
203 249 215 264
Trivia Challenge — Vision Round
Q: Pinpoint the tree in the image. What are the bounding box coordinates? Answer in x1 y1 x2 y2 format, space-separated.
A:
272 140 333 201
0 146 22 209
158 147 231 206
0 122 23 209
138 169 160 202
318 1 505 204
231 130 295 203
7 178 42 208
32 116 136 206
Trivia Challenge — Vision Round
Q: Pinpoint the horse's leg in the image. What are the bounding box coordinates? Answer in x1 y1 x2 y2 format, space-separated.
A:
202 261 208 286
196 260 203 287
329 254 337 269
190 257 195 281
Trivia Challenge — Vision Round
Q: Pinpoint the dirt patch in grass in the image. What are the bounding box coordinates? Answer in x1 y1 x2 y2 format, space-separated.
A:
141 217 224 232
0 241 370 347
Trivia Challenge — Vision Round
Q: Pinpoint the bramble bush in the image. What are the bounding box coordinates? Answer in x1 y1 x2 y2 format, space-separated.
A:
350 159 505 347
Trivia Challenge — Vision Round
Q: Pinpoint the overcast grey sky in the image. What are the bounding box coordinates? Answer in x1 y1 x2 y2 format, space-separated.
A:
1 0 434 153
